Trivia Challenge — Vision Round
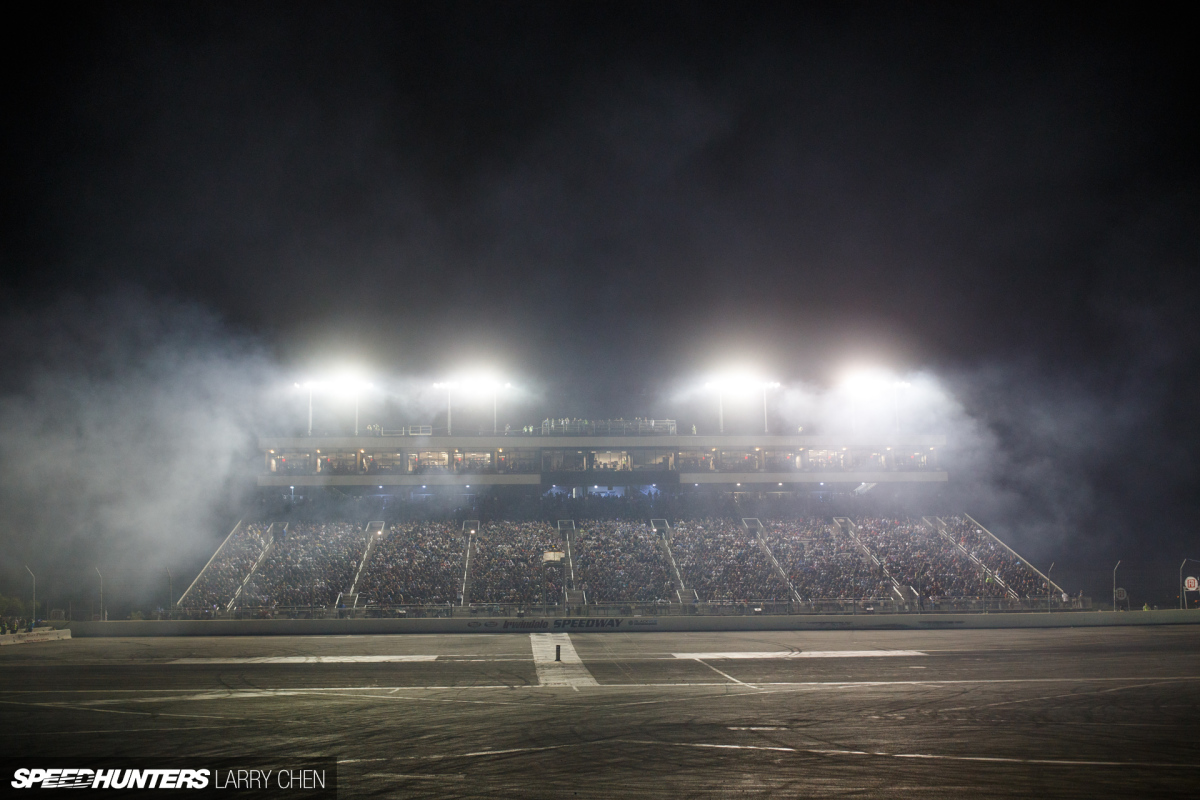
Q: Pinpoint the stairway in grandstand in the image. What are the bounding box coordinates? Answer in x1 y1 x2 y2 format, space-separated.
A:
345 521 385 609
228 522 283 610
176 519 245 608
653 519 695 603
559 520 584 605
833 518 910 606
744 518 803 603
460 520 479 605
939 514 1064 598
921 516 1018 600
175 522 278 609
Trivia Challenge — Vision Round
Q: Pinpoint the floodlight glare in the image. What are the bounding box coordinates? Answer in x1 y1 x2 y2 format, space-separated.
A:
839 367 912 434
294 375 373 435
704 373 779 434
435 373 512 434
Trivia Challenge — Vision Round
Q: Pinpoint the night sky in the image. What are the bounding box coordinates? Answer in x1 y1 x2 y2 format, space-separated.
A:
1 3 1197 606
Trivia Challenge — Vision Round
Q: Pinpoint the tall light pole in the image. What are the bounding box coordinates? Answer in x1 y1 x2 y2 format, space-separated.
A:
1113 560 1121 611
24 566 35 622
294 382 317 436
1046 562 1054 613
493 383 511 435
96 566 104 622
706 378 777 434
762 382 779 434
166 568 174 617
434 382 454 436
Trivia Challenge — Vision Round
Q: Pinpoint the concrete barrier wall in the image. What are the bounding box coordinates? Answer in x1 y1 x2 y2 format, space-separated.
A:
0 628 72 646
67 609 1200 637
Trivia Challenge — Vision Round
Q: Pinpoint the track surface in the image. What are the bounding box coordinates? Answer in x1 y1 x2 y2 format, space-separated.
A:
3 626 1199 797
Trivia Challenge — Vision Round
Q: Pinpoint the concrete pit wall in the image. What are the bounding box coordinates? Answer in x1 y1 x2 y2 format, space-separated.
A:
67 609 1200 637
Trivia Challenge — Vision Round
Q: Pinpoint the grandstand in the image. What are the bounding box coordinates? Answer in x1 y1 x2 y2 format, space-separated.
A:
177 514 1071 616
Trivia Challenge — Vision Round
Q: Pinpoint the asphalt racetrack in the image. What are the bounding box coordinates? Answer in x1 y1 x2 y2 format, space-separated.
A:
3 625 1199 797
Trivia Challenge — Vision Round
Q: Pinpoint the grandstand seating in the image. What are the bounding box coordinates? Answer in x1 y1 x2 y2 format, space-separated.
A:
851 518 1007 599
181 523 269 608
574 521 677 603
761 519 892 600
468 521 563 605
943 516 1043 597
239 522 367 608
355 522 465 606
187 514 1050 612
670 519 790 601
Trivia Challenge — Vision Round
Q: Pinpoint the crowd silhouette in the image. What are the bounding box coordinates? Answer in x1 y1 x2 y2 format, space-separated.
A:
181 523 269 609
356 522 466 606
469 521 563 605
574 521 677 603
763 519 892 600
852 518 1007 599
943 516 1043 597
671 519 790 601
240 522 367 608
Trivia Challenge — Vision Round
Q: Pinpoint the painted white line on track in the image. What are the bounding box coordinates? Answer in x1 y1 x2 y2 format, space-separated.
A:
672 650 926 659
530 634 598 687
728 727 788 731
612 740 1200 768
694 659 756 688
363 774 465 780
169 656 438 664
4 676 1198 702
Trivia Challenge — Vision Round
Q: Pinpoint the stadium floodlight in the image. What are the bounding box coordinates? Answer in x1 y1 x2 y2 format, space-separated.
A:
705 374 779 434
839 368 912 435
297 376 373 436
434 375 512 435
327 376 373 436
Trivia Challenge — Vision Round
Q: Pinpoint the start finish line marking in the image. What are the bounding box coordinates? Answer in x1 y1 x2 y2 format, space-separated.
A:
169 656 439 664
530 634 599 687
672 650 926 660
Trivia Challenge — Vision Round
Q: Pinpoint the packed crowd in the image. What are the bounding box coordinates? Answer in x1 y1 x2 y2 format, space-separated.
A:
182 523 269 609
852 518 1007 599
574 521 678 603
762 519 892 600
356 522 466 606
240 522 367 608
943 516 1043 597
469 522 564 605
670 519 790 601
